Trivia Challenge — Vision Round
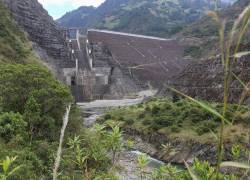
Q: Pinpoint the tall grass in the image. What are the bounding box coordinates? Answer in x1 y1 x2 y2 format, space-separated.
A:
171 4 250 180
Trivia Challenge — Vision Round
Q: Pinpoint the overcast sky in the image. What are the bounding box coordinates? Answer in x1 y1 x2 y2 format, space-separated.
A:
38 0 105 19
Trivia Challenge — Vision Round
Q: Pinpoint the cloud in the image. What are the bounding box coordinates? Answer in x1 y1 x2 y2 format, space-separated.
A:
38 0 105 19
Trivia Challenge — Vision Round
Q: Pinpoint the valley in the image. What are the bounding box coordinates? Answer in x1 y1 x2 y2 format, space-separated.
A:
0 0 250 179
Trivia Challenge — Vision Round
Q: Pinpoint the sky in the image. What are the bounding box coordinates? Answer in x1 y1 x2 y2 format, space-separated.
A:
38 0 105 19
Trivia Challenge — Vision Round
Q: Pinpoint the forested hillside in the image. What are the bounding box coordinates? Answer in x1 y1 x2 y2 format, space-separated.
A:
58 0 231 37
0 2 78 178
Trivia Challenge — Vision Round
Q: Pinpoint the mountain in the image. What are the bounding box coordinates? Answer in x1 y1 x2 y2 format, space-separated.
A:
57 6 95 28
158 0 250 101
57 0 231 37
177 0 250 58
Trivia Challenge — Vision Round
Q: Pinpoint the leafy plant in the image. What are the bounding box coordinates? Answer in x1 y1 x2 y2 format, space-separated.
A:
231 144 242 160
137 153 149 180
106 126 123 165
125 139 134 150
0 112 27 142
64 125 122 179
0 156 22 180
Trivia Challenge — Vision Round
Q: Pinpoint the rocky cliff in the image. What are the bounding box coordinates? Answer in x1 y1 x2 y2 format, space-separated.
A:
2 0 74 77
159 52 250 104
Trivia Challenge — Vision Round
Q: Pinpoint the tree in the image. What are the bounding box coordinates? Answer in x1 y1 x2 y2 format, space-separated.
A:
24 96 41 143
0 112 27 142
0 64 72 140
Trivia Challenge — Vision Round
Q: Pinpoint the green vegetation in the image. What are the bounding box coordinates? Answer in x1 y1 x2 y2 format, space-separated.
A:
137 153 150 180
0 156 22 180
1 0 250 179
0 3 34 63
58 0 225 38
184 45 203 58
61 124 122 179
99 98 250 144
180 0 250 58
0 2 81 179
0 63 76 178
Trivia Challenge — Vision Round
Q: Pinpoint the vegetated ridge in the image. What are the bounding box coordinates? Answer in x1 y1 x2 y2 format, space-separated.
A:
57 0 231 37
0 2 80 179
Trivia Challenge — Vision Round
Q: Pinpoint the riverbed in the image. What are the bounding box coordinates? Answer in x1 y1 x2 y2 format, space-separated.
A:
77 90 165 179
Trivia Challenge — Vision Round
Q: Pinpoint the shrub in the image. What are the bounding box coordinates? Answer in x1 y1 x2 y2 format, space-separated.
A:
138 112 146 119
137 104 143 108
151 106 161 115
196 121 217 135
0 64 72 128
150 123 161 131
171 125 180 133
142 118 152 126
104 114 112 120
118 116 124 121
153 116 174 127
163 102 172 110
0 112 27 142
184 45 202 58
125 119 134 126
145 106 151 112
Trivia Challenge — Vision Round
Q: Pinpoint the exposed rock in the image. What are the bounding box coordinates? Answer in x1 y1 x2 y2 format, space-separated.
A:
122 127 249 165
159 53 250 104
2 0 75 75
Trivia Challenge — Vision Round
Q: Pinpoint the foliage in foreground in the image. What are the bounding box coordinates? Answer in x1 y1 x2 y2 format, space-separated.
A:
0 64 77 179
60 124 122 179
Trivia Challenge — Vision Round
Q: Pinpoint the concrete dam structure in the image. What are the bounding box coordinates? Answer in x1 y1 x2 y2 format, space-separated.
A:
3 0 186 102
62 29 186 102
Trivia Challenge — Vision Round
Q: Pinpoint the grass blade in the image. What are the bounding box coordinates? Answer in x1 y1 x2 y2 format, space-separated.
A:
184 160 198 180
232 72 249 90
170 88 231 125
234 51 250 58
221 162 250 169
7 165 22 177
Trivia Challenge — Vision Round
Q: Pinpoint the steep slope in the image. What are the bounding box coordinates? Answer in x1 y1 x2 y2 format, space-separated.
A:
0 2 74 179
57 6 95 28
0 2 34 63
178 0 250 58
58 0 230 37
159 0 250 103
3 0 75 77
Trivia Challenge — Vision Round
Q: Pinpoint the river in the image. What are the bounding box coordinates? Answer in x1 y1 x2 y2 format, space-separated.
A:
77 90 165 179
